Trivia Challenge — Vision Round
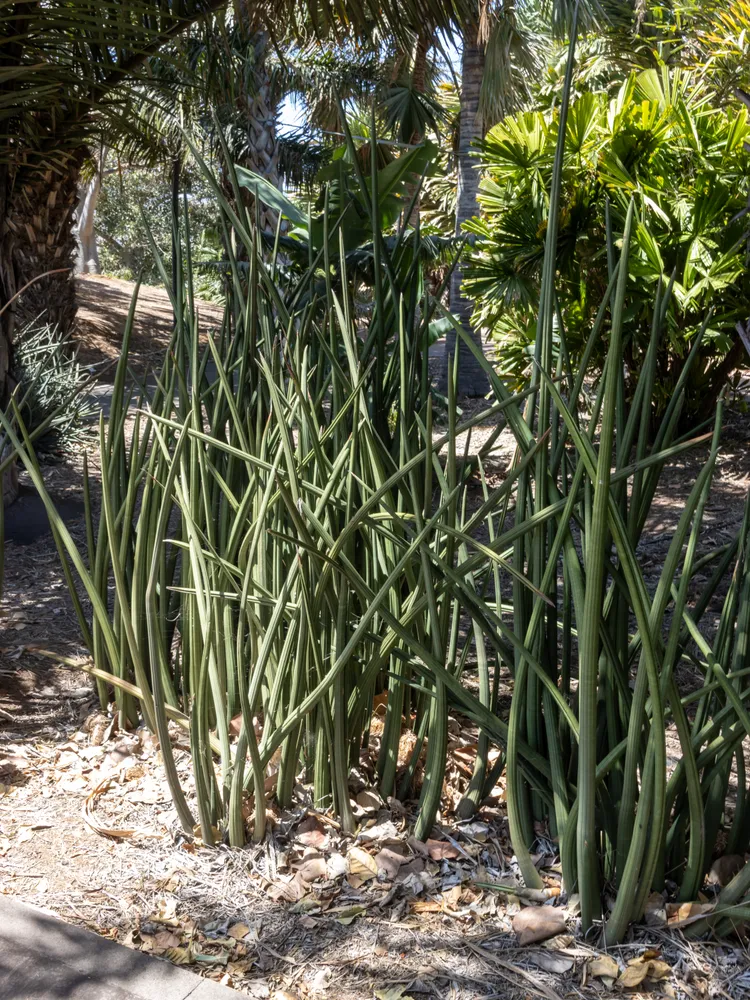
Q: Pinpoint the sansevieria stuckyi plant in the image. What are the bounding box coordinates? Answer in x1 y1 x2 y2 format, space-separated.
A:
5 48 750 940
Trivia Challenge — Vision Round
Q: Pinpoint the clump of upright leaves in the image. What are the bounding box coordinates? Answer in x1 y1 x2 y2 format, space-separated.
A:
3 126 542 855
6 49 750 946
454 25 750 941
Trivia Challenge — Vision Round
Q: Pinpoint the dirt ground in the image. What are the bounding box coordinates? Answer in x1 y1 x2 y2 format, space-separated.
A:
76 274 224 379
1 277 750 1000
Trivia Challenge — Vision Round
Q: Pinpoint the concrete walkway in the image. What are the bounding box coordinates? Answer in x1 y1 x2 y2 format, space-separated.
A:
0 897 236 1000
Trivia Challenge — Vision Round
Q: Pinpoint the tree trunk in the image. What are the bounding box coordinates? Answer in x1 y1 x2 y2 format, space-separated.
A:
444 27 489 397
411 31 431 123
227 31 282 235
76 167 102 275
406 30 433 228
0 156 17 505
6 152 83 333
0 152 82 505
0 160 13 404
247 35 280 189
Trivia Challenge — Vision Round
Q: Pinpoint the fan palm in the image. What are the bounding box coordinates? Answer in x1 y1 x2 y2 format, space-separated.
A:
466 64 750 421
125 17 451 236
444 0 657 396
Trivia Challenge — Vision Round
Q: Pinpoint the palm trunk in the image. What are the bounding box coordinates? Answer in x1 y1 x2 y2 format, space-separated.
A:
0 159 13 405
247 34 281 191
226 31 281 235
444 27 488 397
0 153 82 505
0 155 18 505
410 31 431 129
406 30 433 228
6 153 83 333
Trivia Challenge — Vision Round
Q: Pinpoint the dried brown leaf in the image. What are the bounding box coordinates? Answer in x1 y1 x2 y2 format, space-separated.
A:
164 946 194 965
374 846 406 880
666 901 714 928
356 790 382 812
295 855 327 883
646 960 671 980
588 955 619 980
512 906 566 946
406 836 429 857
296 815 327 849
527 952 574 974
617 963 649 988
425 838 459 861
542 934 575 951
442 885 463 910
153 930 182 950
409 900 443 913
267 874 307 903
348 846 378 879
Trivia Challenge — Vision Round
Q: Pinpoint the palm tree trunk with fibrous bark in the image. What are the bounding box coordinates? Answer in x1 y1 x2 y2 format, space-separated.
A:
223 29 282 235
0 161 13 406
2 151 83 343
0 150 83 504
444 27 489 397
0 162 18 505
0 0 236 397
407 30 434 227
410 31 431 122
0 0 239 507
245 33 281 229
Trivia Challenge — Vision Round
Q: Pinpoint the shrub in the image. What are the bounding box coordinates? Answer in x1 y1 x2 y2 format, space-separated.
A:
466 65 750 424
7 91 750 944
96 164 225 300
11 321 92 454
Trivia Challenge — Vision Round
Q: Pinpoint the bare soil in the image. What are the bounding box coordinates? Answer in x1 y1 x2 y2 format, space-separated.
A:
1 277 750 1000
75 275 224 380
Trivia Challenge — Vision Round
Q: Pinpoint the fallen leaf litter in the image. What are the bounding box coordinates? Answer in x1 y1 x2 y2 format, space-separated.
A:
2 693 749 1000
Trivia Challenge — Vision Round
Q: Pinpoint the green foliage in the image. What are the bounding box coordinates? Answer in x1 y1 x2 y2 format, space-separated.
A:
0 0 227 172
10 146 515 853
466 65 750 421
419 82 459 237
237 131 445 261
96 166 225 300
696 0 750 94
5 22 750 945
7 121 750 943
10 323 93 454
